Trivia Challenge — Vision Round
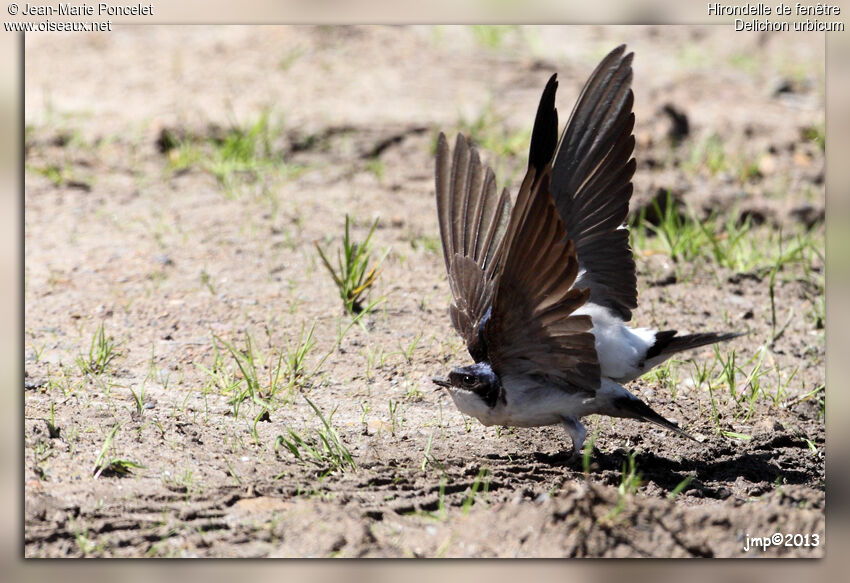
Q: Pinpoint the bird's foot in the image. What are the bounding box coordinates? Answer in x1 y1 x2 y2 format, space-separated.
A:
560 416 587 457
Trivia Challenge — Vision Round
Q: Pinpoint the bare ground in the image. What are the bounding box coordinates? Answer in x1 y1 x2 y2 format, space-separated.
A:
24 25 824 557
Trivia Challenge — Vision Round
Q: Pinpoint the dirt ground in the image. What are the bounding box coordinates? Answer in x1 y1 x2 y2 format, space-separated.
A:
23 26 825 557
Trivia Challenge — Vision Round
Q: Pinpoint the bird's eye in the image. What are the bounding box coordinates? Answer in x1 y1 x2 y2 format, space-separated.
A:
461 374 476 386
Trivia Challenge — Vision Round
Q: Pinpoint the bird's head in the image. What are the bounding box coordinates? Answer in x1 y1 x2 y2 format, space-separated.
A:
432 362 501 409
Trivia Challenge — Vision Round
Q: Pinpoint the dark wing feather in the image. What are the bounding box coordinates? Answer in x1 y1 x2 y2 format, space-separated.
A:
550 44 638 321
484 168 600 394
528 74 559 174
435 133 511 362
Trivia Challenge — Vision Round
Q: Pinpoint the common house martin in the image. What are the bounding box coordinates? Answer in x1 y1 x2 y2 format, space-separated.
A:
432 45 742 456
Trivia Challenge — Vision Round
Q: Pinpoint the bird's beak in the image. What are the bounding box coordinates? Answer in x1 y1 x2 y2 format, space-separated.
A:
431 376 451 389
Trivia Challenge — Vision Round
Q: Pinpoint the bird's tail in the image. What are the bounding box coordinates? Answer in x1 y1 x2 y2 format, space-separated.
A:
611 395 696 441
649 330 745 359
647 330 745 362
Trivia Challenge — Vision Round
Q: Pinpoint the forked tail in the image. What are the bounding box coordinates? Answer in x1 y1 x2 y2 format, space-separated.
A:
612 395 696 441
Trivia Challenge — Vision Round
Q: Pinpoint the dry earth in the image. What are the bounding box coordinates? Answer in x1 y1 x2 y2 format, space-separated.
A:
24 26 825 557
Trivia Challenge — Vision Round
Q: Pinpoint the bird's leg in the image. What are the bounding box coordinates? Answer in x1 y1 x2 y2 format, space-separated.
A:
560 416 587 461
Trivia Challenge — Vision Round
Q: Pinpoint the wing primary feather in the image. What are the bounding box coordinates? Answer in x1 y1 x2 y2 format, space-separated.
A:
451 137 472 261
435 133 453 270
479 187 510 272
434 133 514 361
462 148 485 257
549 45 639 321
528 73 559 173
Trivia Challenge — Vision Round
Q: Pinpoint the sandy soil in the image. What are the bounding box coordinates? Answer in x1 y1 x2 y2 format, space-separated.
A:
24 25 824 557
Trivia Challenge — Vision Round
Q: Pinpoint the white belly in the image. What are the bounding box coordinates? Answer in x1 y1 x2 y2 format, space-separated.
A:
448 376 595 428
448 376 635 428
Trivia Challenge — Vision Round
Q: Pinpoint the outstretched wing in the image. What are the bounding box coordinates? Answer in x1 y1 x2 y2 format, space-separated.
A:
483 166 600 393
550 44 638 321
435 133 511 362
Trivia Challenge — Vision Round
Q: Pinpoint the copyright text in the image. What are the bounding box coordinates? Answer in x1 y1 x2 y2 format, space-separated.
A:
15 3 153 16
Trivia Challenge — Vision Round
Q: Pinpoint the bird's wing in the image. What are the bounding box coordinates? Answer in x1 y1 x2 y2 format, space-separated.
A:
550 44 638 321
483 166 600 394
435 132 511 362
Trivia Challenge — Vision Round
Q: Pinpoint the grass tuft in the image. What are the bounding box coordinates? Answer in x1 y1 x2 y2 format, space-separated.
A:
454 102 530 164
684 133 727 176
165 112 304 196
75 322 119 377
602 451 642 521
801 122 825 151
92 425 145 479
315 215 387 315
274 396 357 474
208 333 288 418
283 321 318 389
631 190 823 282
46 401 61 439
582 431 598 475
461 467 491 514
667 475 694 500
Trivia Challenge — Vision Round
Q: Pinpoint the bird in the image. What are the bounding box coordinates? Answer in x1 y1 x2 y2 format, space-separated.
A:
431 45 742 457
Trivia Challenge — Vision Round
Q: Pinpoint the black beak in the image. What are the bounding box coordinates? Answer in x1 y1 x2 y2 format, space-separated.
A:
431 376 451 389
